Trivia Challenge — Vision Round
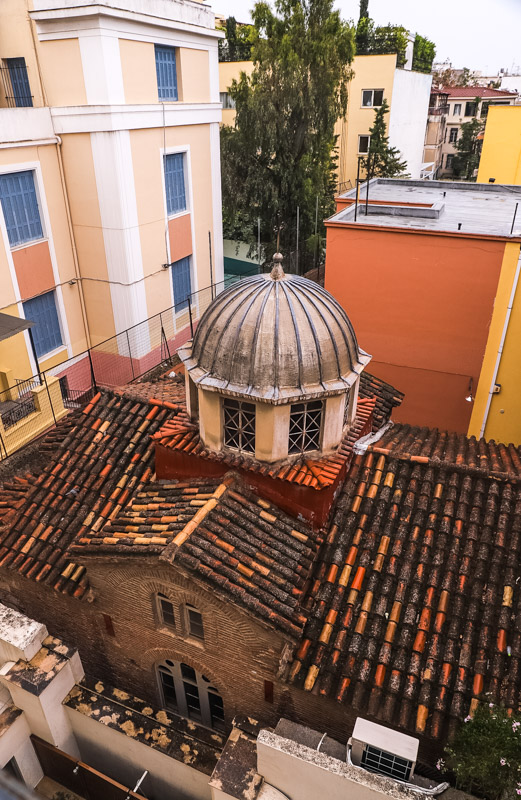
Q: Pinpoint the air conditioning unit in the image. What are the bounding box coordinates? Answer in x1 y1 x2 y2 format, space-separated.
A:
348 718 418 782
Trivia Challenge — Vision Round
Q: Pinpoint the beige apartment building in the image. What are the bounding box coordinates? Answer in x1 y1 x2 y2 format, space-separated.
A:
437 86 517 176
421 88 449 178
0 0 224 389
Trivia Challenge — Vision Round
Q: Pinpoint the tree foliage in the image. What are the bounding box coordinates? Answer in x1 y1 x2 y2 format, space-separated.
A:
412 35 436 73
218 16 255 62
355 16 434 73
443 703 521 800
432 65 478 88
452 111 484 180
220 0 355 264
364 100 408 178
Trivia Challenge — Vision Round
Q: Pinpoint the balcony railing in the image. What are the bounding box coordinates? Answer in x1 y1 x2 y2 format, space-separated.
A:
428 105 450 116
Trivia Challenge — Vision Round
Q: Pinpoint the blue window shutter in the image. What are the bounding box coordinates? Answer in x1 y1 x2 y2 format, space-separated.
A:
171 256 192 311
22 291 63 358
0 171 43 247
6 58 32 107
155 45 178 101
164 153 186 215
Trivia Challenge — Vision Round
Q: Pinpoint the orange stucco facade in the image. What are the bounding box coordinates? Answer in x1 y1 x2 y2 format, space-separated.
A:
325 225 506 432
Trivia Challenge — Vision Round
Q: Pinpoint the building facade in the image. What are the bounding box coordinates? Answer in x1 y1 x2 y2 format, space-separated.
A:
437 86 517 177
325 179 521 441
422 89 449 179
477 105 521 185
0 0 223 390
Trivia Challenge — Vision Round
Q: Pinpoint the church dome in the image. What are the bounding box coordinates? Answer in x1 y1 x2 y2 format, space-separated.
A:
179 257 371 403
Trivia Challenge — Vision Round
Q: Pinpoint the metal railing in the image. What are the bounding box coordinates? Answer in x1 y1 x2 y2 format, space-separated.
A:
428 105 450 116
0 63 33 108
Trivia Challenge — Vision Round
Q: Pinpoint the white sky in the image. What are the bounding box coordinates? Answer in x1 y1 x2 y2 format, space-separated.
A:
209 0 521 75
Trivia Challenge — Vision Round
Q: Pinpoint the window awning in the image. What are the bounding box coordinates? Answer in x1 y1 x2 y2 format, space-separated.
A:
0 312 33 343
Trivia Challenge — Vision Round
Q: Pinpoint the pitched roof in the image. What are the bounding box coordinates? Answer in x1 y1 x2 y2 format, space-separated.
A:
153 397 376 491
359 372 403 432
289 431 521 741
75 475 321 638
0 390 174 599
441 86 517 98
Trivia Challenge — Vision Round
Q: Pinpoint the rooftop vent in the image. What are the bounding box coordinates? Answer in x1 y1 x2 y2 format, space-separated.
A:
349 718 418 782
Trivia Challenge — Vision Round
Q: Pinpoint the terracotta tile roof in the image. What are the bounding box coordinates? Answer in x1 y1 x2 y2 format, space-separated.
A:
289 443 521 741
0 389 175 600
359 373 404 432
75 475 322 638
153 397 376 491
442 86 517 98
0 476 33 530
372 423 521 480
116 376 186 407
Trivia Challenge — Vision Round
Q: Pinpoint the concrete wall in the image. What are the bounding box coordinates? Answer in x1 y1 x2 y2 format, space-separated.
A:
388 69 432 179
477 106 521 185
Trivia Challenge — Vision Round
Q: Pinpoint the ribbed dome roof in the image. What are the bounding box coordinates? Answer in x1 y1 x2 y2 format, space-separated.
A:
179 260 371 403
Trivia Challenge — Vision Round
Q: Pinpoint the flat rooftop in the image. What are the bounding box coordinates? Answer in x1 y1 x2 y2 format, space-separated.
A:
329 179 521 238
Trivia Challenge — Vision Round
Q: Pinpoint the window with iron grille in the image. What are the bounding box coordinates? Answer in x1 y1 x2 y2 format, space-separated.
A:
3 58 32 107
155 45 178 101
223 398 256 454
164 152 187 215
158 660 225 730
185 603 204 640
171 256 191 312
22 291 63 358
343 391 351 429
157 593 176 629
288 400 322 454
361 745 412 782
0 170 43 247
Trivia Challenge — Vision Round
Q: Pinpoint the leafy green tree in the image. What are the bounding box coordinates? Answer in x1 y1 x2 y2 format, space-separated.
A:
364 100 408 178
412 34 436 73
452 114 484 180
443 703 521 800
355 0 372 54
221 0 355 265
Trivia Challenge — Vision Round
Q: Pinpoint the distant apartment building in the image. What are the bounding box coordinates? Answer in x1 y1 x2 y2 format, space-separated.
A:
438 86 517 177
325 179 521 443
0 0 223 388
478 105 521 185
218 50 432 187
422 88 449 178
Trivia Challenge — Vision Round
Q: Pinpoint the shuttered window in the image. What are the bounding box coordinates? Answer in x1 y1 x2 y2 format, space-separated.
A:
155 45 178 101
171 256 192 311
5 58 32 107
22 291 63 358
164 153 187 215
0 171 43 247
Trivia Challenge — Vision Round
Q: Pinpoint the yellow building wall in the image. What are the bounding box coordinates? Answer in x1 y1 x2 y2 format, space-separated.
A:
179 49 210 103
218 60 254 126
0 307 33 383
477 106 521 185
469 242 521 445
130 123 215 321
120 39 158 105
0 0 44 108
37 38 87 107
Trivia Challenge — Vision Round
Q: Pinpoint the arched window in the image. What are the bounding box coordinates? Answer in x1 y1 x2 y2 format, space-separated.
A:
158 660 225 731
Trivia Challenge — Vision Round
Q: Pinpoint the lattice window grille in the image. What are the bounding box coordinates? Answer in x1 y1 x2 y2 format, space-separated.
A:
223 398 256 454
361 745 412 781
288 400 323 454
343 391 351 429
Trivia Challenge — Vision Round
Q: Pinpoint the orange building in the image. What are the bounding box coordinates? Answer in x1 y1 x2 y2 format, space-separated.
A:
325 179 521 435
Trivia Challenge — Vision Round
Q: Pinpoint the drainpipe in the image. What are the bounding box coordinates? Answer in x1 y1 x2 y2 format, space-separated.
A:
54 136 92 349
479 248 521 439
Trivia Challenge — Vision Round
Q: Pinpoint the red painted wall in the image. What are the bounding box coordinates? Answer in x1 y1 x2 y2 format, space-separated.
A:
13 240 54 300
325 226 506 432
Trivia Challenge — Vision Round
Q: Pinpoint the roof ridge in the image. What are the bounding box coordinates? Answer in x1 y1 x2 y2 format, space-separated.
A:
161 477 234 556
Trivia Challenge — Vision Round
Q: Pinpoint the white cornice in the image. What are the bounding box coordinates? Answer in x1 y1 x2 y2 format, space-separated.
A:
50 103 222 133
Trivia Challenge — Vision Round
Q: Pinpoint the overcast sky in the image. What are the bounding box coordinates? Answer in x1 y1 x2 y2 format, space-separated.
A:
209 0 521 75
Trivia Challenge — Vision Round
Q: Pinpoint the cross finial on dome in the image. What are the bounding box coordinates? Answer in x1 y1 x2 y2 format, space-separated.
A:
270 252 285 281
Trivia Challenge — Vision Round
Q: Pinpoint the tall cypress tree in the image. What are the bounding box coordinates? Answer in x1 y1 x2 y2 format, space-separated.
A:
221 0 355 264
365 100 408 178
356 0 372 54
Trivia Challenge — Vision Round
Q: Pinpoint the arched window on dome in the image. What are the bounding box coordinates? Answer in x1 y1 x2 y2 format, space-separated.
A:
223 398 256 454
288 400 323 454
158 660 225 731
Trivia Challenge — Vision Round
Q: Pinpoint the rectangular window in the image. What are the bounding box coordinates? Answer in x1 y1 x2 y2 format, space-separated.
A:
159 667 178 710
446 154 454 169
362 89 384 108
288 400 322 454
453 103 462 116
22 291 63 358
209 690 225 731
0 170 43 247
223 398 256 454
343 391 351 428
4 58 32 107
171 256 192 312
164 152 187 216
358 135 371 154
220 92 236 110
464 101 477 117
158 593 176 629
155 45 178 101
449 127 458 143
186 604 204 640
